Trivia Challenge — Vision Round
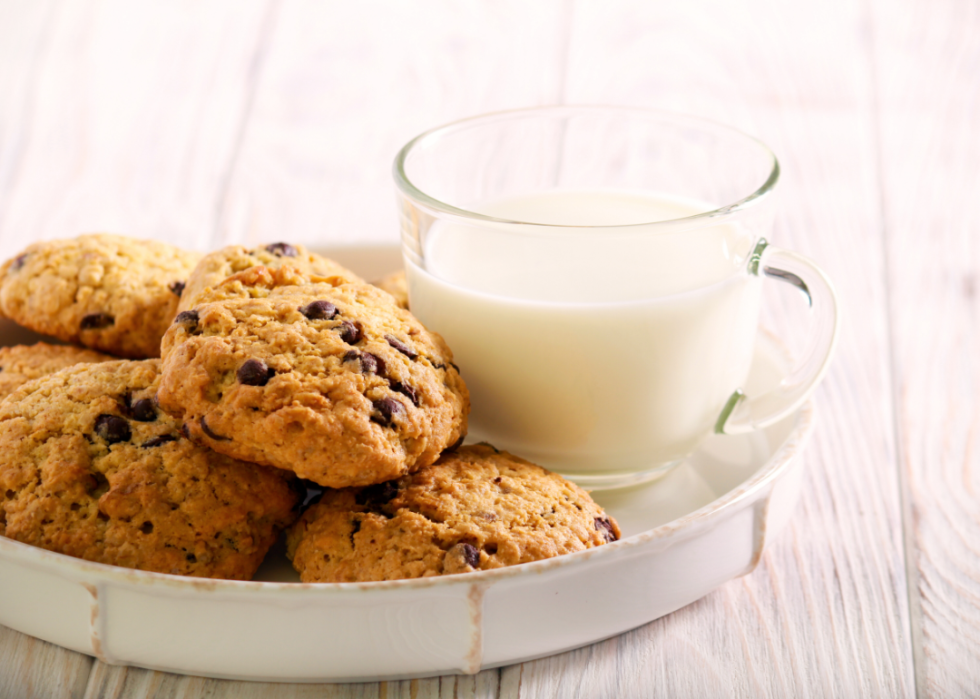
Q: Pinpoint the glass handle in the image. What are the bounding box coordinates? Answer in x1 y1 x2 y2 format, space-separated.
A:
716 239 840 435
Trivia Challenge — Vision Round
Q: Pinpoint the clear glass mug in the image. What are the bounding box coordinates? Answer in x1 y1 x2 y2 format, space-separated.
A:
393 106 838 489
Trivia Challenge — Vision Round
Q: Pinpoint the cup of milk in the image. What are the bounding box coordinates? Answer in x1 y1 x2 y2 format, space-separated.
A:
393 106 838 489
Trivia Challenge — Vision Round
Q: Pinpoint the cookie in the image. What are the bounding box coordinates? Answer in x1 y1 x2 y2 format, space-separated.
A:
0 343 115 402
285 444 621 582
177 242 362 312
157 265 469 489
0 234 202 359
373 270 409 310
0 359 300 580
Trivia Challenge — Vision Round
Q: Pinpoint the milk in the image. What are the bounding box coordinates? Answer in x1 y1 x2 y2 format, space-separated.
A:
405 190 762 478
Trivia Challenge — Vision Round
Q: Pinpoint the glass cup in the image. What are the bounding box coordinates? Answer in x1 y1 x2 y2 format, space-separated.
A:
393 106 838 489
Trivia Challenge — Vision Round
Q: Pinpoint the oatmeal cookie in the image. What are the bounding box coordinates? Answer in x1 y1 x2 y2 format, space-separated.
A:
0 234 201 358
0 343 114 402
177 242 361 312
0 359 299 580
285 444 620 582
373 270 409 310
157 266 468 489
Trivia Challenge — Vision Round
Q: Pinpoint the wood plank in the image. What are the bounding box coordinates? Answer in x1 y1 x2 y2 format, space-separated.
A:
873 0 980 695
0 625 92 699
83 666 502 699
502 0 914 696
215 0 570 249
0 0 273 259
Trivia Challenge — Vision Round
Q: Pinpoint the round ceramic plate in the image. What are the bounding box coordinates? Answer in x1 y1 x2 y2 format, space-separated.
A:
0 247 815 683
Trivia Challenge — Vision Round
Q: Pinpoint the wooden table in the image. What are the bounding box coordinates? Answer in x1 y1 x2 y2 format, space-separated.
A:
0 1 977 697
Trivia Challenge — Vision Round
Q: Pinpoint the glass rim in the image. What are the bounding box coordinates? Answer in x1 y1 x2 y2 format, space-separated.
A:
392 105 780 230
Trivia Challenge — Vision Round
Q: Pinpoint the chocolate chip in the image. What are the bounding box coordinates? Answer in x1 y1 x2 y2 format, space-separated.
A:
94 414 131 444
9 253 28 272
449 542 480 569
140 521 154 534
266 242 298 257
180 423 192 440
200 416 231 441
174 310 200 334
80 313 114 330
142 434 177 448
344 351 384 375
168 280 185 297
237 358 275 386
299 300 339 320
594 517 618 543
186 553 197 563
370 397 402 426
339 320 362 344
493 476 502 484
389 381 419 406
356 480 399 507
385 335 418 360
342 349 385 375
130 399 156 422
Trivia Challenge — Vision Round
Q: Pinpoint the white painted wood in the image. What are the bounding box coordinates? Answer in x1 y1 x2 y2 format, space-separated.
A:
82 665 502 699
215 0 570 249
0 624 91 699
0 0 273 259
873 0 980 696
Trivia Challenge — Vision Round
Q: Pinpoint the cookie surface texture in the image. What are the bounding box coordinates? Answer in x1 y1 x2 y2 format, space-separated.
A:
373 270 409 310
0 235 202 358
0 343 115 402
178 242 362 312
0 359 299 580
158 266 469 488
286 444 621 583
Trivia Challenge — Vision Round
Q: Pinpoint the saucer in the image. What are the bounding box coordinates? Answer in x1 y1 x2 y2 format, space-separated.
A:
0 247 815 682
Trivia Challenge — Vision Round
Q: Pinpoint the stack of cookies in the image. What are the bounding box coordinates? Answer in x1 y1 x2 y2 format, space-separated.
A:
0 234 619 582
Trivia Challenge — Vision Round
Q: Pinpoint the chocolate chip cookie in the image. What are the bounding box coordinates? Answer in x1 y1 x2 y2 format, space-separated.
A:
285 444 621 582
0 359 300 580
157 265 469 489
177 242 362 312
373 270 409 310
0 343 115 402
0 234 202 358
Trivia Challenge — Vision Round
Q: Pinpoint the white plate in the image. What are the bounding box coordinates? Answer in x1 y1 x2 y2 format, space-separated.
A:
0 248 814 683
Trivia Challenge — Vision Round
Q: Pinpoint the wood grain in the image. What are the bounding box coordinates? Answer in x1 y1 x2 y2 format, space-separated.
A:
873 0 980 696
0 625 92 699
215 0 570 249
0 0 273 259
83 665 503 699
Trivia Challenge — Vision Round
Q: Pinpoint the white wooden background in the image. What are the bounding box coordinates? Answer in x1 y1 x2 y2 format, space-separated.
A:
0 0 977 697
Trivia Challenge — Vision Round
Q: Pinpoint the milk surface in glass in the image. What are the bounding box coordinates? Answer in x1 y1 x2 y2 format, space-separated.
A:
406 190 762 476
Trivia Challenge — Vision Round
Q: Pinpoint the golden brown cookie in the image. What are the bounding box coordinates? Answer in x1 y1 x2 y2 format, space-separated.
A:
286 444 621 582
0 343 115 402
157 266 469 489
0 234 201 358
373 270 409 310
0 359 299 580
178 242 362 312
